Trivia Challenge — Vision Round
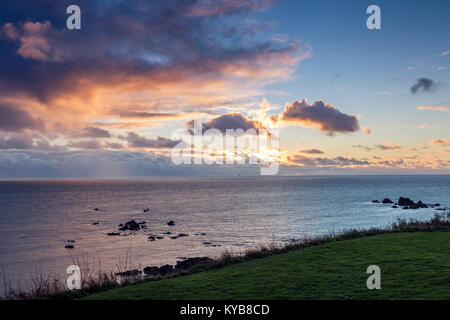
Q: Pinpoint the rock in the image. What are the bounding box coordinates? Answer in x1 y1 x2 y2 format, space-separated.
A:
409 201 428 209
67 240 76 243
143 208 150 213
195 233 207 236
402 206 410 210
158 264 174 276
94 208 99 211
170 236 178 240
92 222 99 225
391 205 398 208
107 232 120 236
434 203 441 207
156 236 164 239
163 231 172 235
148 236 155 241
65 245 74 249
167 220 175 226
382 198 393 204
143 266 159 276
398 197 415 206
177 233 189 237
119 220 141 231
416 201 428 208
372 200 380 203
138 221 146 224
115 269 140 277
202 241 212 245
175 257 211 271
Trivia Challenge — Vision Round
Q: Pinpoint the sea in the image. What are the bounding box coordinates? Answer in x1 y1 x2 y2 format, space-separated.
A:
0 175 448 294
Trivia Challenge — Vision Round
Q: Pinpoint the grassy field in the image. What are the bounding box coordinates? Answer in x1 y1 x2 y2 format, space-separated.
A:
83 231 449 300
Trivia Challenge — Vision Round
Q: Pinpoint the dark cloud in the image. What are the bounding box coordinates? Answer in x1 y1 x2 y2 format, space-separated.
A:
104 142 126 150
114 110 183 120
188 113 267 135
275 99 360 135
120 132 180 149
78 127 111 138
0 133 66 151
0 135 34 150
0 0 292 104
68 140 104 150
375 142 402 150
410 78 442 93
299 148 324 154
352 144 372 151
0 103 44 132
288 154 369 167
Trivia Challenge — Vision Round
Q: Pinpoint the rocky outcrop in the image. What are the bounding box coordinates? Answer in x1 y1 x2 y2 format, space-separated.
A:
175 257 211 271
398 197 415 206
142 257 211 277
119 220 141 231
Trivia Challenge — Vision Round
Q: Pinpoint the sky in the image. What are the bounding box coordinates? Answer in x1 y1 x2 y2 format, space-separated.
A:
0 0 449 178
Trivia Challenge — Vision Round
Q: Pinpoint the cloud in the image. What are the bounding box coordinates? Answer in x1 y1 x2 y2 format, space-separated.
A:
417 105 449 112
439 50 450 56
410 78 442 93
187 0 273 17
375 141 402 150
362 127 372 135
429 138 450 146
352 144 372 151
274 99 360 135
120 132 180 149
2 21 70 62
417 123 439 129
113 110 185 120
188 113 267 134
0 0 308 150
77 127 111 138
0 133 65 151
68 140 104 150
288 154 369 167
299 149 324 154
0 135 34 150
0 103 44 132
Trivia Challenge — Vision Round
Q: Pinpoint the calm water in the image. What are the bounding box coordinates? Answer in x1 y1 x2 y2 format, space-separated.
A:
0 175 448 292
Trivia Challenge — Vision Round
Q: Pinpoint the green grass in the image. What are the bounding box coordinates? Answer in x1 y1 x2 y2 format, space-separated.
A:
83 231 450 300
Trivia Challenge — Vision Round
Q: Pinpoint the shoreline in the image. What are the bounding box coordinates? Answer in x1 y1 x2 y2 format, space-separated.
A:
2 211 449 300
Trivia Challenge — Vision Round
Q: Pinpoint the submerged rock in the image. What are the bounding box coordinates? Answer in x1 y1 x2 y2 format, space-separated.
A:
372 200 380 203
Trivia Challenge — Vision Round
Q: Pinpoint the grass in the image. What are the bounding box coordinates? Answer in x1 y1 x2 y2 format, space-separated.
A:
84 231 450 300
